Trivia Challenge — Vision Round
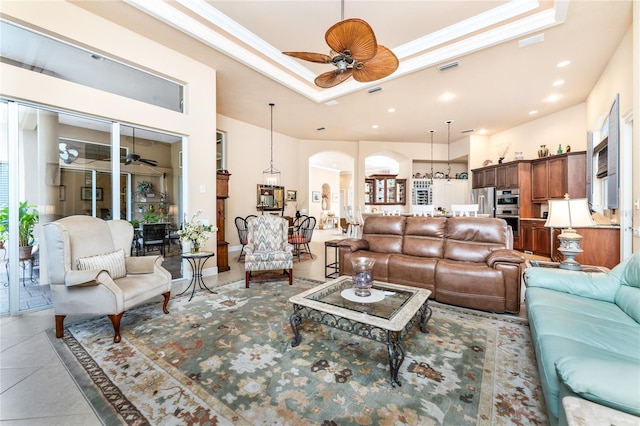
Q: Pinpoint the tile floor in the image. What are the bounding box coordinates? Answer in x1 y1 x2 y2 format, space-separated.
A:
0 228 343 424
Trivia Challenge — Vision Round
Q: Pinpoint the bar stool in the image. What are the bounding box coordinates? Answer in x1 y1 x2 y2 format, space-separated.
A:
324 239 341 279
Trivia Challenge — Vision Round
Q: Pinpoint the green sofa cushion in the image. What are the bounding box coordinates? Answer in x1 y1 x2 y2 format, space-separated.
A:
616 286 640 324
555 356 640 417
524 267 620 302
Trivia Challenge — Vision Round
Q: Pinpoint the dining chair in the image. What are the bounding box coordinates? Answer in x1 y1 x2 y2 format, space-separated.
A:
288 216 316 261
137 223 168 256
235 215 256 261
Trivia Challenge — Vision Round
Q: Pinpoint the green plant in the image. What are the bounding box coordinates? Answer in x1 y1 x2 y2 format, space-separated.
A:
141 211 160 223
0 201 39 247
137 181 153 195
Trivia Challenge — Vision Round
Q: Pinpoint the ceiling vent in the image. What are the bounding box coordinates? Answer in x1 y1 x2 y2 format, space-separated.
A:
438 61 460 72
367 87 383 94
461 129 475 134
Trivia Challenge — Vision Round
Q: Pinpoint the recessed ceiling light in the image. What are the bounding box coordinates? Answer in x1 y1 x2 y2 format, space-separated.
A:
324 100 339 107
440 92 455 101
372 124 379 129
478 129 488 135
557 60 571 68
552 80 565 86
388 108 396 113
529 110 538 115
545 94 561 102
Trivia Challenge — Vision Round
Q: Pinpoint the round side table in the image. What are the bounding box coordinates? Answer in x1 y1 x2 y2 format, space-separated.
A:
178 251 215 301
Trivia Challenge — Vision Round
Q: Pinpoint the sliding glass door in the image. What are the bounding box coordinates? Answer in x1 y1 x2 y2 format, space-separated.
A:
0 101 183 314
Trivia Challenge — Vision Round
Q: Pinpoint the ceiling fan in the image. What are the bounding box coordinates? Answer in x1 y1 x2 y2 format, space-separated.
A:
58 142 79 164
124 128 158 167
283 3 399 89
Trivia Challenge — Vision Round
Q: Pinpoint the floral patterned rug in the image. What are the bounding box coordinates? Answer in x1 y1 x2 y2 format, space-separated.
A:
53 278 548 425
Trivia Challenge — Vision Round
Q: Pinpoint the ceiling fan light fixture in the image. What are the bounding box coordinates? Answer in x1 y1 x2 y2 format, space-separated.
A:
59 142 79 164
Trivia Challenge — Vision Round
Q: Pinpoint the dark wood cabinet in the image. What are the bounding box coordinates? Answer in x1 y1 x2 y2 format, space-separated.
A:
520 219 551 257
551 226 620 269
216 171 230 272
366 175 407 205
531 152 586 202
471 166 496 188
496 163 519 188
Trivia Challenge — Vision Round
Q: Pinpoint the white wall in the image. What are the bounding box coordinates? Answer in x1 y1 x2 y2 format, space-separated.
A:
1 1 218 270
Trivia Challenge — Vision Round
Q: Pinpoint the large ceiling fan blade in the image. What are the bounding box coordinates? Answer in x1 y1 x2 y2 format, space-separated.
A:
314 69 353 88
352 45 399 82
283 52 333 63
325 18 377 61
139 158 158 167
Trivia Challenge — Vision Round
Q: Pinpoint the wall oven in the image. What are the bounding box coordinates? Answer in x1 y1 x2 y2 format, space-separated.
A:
496 206 520 237
496 189 520 208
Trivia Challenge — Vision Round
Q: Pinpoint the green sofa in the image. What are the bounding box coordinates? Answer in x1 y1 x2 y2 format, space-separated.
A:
524 252 640 425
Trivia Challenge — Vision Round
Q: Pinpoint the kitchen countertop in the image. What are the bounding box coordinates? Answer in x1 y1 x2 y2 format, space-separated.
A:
520 217 620 228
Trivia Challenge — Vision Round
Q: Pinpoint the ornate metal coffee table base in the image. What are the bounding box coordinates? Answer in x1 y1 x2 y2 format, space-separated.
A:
289 300 432 387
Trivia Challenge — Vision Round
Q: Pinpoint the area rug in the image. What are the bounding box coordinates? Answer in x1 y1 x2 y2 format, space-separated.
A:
51 278 548 425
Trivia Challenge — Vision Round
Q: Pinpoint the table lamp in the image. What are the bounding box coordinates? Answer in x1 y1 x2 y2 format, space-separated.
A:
544 194 595 270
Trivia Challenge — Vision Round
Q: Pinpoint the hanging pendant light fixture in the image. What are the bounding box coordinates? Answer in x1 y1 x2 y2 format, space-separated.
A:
428 129 436 185
445 120 453 182
263 103 281 186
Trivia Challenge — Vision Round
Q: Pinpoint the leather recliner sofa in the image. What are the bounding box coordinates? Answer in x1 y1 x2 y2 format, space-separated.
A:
338 215 525 313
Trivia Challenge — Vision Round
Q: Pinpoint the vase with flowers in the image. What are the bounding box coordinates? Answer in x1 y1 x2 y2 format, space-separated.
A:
177 210 217 253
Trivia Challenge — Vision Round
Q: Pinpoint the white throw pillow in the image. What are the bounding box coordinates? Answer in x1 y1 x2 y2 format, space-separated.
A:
77 248 127 279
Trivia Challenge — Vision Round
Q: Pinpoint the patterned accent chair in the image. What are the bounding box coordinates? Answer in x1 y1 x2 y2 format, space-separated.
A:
244 215 293 288
43 215 172 343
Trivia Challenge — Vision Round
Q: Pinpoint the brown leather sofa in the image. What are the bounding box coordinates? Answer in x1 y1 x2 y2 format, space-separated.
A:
338 215 525 313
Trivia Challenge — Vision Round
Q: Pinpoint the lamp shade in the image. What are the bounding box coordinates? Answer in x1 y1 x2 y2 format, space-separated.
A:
545 198 595 228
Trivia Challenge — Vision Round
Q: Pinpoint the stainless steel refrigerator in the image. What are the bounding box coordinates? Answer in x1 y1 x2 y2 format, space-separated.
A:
471 187 496 217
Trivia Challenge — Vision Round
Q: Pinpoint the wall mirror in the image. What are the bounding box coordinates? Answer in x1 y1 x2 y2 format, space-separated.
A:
257 185 284 211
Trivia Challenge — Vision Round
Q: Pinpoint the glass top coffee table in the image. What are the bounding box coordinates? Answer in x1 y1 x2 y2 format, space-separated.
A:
289 276 432 386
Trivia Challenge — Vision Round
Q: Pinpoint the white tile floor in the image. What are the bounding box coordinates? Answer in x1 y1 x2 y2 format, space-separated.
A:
0 228 342 424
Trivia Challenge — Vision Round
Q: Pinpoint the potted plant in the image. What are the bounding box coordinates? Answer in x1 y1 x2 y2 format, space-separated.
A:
0 201 39 259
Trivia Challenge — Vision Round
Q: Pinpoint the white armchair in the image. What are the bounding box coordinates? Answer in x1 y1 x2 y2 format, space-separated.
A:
43 216 172 343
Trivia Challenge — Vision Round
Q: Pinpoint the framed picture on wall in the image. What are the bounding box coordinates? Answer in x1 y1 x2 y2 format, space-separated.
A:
81 187 103 201
287 190 297 202
312 191 321 203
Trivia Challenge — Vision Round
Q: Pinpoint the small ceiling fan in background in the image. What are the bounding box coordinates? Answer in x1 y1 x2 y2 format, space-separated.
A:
283 1 399 88
58 142 79 164
124 128 158 167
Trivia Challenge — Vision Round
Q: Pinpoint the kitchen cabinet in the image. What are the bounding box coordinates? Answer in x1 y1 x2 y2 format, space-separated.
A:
520 219 551 257
531 151 586 202
496 163 521 188
366 175 407 205
551 226 620 269
471 166 496 188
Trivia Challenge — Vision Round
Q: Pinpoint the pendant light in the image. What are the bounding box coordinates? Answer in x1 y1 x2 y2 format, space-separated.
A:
445 120 453 182
428 129 436 185
263 103 281 186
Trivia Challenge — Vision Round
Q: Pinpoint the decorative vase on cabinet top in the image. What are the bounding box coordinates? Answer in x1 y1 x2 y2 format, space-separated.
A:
538 145 550 158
